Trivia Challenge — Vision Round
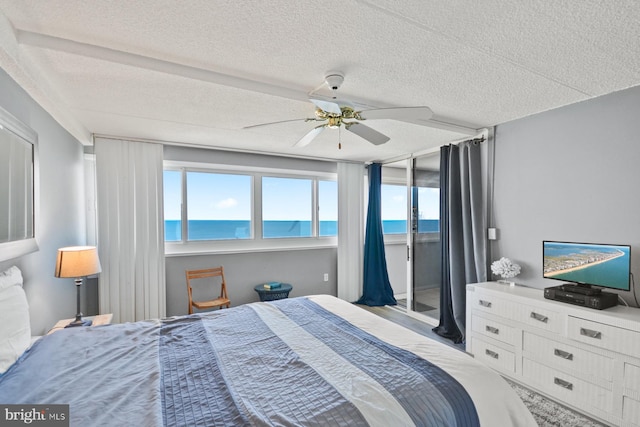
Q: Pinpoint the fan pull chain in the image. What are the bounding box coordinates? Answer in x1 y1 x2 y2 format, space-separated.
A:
338 126 342 149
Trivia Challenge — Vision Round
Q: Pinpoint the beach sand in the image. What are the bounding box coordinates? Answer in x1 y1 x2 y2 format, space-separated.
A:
545 251 625 277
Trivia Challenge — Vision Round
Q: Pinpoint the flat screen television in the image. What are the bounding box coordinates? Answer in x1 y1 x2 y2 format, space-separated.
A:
543 241 631 292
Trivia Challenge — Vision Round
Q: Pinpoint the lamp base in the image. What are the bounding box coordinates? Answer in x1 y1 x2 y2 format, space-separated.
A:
65 319 93 328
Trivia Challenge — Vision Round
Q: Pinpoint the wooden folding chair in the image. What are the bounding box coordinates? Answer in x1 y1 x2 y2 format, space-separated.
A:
186 266 231 314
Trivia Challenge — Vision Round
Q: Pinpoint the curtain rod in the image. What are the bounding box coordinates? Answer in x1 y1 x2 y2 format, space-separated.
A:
377 130 489 165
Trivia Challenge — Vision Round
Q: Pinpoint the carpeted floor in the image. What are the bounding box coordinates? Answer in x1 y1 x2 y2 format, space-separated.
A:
505 379 607 427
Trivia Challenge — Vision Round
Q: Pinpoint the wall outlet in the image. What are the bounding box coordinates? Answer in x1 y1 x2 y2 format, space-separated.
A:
323 273 329 282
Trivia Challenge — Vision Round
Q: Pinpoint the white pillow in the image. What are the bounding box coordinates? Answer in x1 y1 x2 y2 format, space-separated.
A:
0 266 31 374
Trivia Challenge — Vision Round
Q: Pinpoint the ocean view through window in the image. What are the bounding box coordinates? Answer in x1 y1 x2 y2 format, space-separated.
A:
381 184 407 234
262 176 312 238
163 166 338 249
187 171 252 240
164 170 182 241
417 186 439 233
319 180 338 236
378 183 439 237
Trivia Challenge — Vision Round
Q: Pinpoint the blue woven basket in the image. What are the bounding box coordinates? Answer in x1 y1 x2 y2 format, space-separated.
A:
254 283 292 302
256 289 291 301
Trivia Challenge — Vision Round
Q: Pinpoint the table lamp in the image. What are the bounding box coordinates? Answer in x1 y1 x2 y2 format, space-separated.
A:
54 246 102 327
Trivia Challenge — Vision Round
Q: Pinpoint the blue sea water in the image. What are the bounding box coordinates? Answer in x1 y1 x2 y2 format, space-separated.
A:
544 243 630 290
165 219 439 241
166 220 329 241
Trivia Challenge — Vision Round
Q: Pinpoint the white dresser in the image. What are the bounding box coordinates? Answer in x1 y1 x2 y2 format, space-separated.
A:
466 282 640 427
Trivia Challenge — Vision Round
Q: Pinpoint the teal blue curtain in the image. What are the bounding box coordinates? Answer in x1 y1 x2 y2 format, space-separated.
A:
357 163 397 306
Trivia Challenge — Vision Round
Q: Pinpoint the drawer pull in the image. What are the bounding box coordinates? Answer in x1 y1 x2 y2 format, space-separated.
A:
554 377 573 391
530 311 548 323
478 299 492 308
554 348 574 361
580 327 602 339
485 325 499 335
485 349 499 359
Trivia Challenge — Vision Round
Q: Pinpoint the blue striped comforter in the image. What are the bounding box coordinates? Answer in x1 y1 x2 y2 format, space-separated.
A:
0 297 480 426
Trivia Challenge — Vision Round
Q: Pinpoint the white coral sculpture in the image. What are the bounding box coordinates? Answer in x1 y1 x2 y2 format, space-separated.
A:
491 257 521 279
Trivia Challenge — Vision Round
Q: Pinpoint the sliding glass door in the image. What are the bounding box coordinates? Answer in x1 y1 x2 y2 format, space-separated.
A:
408 153 441 322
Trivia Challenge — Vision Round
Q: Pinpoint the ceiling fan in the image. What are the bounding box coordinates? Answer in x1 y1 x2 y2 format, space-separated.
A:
244 73 434 149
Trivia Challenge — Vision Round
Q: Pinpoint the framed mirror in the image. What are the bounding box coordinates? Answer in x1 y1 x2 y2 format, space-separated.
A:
0 105 39 262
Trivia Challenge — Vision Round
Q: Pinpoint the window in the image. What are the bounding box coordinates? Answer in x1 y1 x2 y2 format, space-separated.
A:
318 180 337 237
381 184 407 234
186 172 252 240
262 177 312 238
164 164 337 252
163 170 182 241
417 187 439 233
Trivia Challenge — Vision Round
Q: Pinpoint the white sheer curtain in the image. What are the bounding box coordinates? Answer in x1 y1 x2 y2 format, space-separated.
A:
95 137 166 323
337 162 365 302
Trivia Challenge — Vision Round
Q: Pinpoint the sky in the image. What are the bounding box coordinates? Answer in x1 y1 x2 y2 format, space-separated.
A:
164 171 439 222
164 171 338 221
381 184 439 220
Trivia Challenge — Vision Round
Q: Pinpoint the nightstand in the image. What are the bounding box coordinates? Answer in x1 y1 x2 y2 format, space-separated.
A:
47 313 113 335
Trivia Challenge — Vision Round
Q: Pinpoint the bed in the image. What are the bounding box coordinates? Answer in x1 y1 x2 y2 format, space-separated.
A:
0 294 536 426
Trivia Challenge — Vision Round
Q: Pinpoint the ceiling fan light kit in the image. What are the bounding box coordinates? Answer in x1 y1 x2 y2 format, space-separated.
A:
245 72 433 149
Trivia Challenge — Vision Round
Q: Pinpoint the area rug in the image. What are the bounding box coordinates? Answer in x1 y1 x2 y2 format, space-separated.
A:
505 378 607 427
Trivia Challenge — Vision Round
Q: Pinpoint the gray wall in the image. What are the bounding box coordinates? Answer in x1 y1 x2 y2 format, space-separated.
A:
164 145 337 174
492 85 640 305
0 68 87 334
166 248 337 315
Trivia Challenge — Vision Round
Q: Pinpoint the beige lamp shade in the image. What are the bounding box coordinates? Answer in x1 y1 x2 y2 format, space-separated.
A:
54 246 102 278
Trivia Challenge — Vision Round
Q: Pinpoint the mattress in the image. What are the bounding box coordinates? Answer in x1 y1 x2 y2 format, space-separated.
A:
0 295 536 426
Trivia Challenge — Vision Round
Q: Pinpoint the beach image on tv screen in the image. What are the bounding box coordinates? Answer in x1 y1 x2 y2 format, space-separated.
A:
543 242 630 290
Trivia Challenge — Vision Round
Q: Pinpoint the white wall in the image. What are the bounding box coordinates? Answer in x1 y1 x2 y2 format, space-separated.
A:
0 68 87 334
492 85 640 305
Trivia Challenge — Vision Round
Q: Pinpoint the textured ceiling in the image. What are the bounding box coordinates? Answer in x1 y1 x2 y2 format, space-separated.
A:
0 0 638 162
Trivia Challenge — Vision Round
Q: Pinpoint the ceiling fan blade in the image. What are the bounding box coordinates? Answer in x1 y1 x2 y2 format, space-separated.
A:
345 122 390 145
309 98 342 115
358 106 434 125
294 125 326 147
243 118 315 129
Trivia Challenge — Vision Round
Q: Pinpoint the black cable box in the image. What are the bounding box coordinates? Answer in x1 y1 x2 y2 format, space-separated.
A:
558 283 602 296
544 285 618 310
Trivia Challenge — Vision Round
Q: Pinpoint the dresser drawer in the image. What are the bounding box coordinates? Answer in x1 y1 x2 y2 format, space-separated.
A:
513 303 561 333
471 314 518 346
471 336 515 374
568 316 640 356
522 359 613 413
470 292 508 317
523 332 614 382
625 362 640 399
471 290 561 333
623 396 640 427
